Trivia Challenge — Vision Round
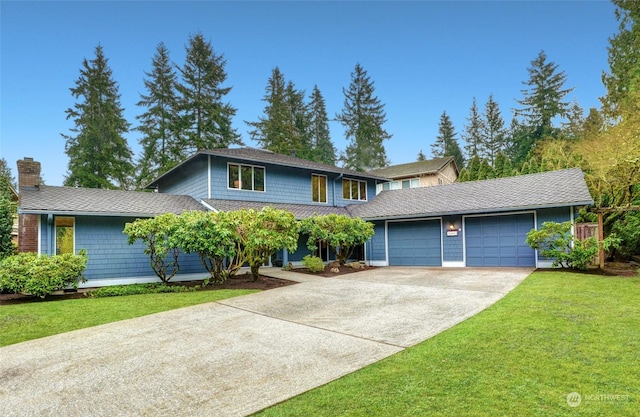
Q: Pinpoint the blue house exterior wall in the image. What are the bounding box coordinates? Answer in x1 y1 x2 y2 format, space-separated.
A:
442 215 463 263
367 221 387 265
535 206 574 262
159 157 208 199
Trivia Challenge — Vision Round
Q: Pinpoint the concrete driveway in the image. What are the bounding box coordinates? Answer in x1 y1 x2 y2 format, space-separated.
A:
0 267 531 417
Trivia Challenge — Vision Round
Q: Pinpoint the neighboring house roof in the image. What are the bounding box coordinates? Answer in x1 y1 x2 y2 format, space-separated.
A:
18 185 205 217
203 199 349 219
369 156 457 179
348 168 594 220
147 147 390 188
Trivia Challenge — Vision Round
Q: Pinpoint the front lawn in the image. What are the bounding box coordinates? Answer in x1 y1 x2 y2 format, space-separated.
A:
254 271 639 416
0 289 258 346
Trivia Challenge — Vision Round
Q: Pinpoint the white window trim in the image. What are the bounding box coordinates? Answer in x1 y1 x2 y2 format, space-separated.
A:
227 162 266 192
343 178 368 201
311 173 328 204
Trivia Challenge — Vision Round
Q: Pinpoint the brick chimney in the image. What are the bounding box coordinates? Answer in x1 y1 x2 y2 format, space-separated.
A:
17 157 41 253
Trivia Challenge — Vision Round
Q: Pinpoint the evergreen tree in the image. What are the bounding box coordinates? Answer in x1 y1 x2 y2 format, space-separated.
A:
336 63 391 171
0 158 16 197
463 155 482 181
514 50 574 163
62 45 134 189
417 149 426 161
477 158 493 180
582 107 604 139
0 196 13 260
482 95 506 164
493 152 513 178
601 0 640 119
308 85 336 165
176 33 241 154
432 111 464 169
286 81 313 159
462 98 484 159
135 43 182 188
561 99 585 140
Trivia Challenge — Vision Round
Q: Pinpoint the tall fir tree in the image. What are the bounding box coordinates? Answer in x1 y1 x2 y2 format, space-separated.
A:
514 50 574 163
308 85 336 165
62 45 134 189
481 95 506 164
561 99 586 140
462 97 484 160
135 42 182 188
247 67 311 158
417 149 427 161
601 0 640 119
176 33 241 154
336 63 391 171
432 111 464 169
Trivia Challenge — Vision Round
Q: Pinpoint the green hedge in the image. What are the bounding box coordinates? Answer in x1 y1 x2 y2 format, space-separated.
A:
0 250 88 298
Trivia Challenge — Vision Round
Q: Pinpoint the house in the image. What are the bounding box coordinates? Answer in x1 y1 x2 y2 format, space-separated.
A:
16 149 593 287
369 156 459 193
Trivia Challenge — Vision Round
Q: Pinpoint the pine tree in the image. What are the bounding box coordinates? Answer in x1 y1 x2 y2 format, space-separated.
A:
601 0 640 119
464 155 482 181
247 67 310 157
514 50 574 163
462 98 484 159
417 149 426 161
582 108 604 139
432 111 464 169
336 63 391 171
561 99 585 140
62 45 134 189
135 43 182 188
493 152 513 178
308 85 336 165
482 95 507 164
0 158 16 198
176 33 241 154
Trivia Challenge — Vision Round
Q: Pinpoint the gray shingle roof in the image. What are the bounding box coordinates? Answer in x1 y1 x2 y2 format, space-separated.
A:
348 168 594 220
203 199 349 219
19 185 205 217
369 156 457 179
148 147 390 188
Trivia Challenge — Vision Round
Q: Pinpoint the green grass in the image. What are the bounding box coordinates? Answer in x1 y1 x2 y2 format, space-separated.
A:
254 271 639 417
0 289 258 346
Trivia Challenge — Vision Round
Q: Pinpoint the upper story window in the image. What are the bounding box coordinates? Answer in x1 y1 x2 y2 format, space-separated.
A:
343 178 367 201
228 163 265 192
312 174 327 203
55 217 75 255
378 178 419 193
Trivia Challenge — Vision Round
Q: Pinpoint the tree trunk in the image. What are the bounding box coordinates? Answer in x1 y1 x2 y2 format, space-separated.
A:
250 263 261 282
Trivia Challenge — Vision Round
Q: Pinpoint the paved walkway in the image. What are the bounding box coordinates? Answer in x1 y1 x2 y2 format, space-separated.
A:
0 267 531 417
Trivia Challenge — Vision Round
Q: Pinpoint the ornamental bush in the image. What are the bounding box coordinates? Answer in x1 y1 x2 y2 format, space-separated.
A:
300 214 374 265
0 250 88 298
302 255 325 273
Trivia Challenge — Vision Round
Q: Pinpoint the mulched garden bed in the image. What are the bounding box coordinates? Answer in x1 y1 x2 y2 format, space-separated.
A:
292 263 377 277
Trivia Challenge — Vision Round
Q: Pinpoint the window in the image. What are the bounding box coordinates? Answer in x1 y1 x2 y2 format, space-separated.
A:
228 163 265 192
342 179 367 201
312 174 327 203
55 217 74 255
377 178 419 194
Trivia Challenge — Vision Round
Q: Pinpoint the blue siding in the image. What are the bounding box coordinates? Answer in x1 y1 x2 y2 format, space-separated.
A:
388 220 441 266
442 215 463 262
367 221 387 263
38 216 205 281
536 207 573 261
288 233 312 262
465 213 536 267
159 157 208 199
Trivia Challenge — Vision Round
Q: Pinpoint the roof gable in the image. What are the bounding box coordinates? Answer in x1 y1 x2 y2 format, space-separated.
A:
348 168 594 219
369 156 457 179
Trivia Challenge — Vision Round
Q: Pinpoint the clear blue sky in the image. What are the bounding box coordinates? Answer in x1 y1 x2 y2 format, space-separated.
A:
1 1 618 186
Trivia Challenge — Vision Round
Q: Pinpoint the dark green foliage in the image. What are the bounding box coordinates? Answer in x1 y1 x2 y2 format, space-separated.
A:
612 211 640 258
0 250 88 298
462 98 483 159
513 50 573 162
247 68 313 159
482 95 506 164
601 0 640 118
308 85 336 165
416 149 426 161
336 63 391 171
432 111 464 169
87 283 196 298
301 255 325 273
176 33 241 154
62 45 134 189
135 43 182 188
0 197 15 260
300 214 374 265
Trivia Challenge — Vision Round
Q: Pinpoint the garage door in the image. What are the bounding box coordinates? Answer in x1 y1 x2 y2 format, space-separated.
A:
388 220 441 266
465 214 536 267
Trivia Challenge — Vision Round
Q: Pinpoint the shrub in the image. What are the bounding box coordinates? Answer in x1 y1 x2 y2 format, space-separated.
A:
526 221 620 270
86 283 196 298
0 250 88 298
302 255 325 273
612 211 640 258
300 214 374 265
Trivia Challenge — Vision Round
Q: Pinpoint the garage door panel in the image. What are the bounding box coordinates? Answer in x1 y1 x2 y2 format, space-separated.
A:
388 221 441 266
466 214 535 267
